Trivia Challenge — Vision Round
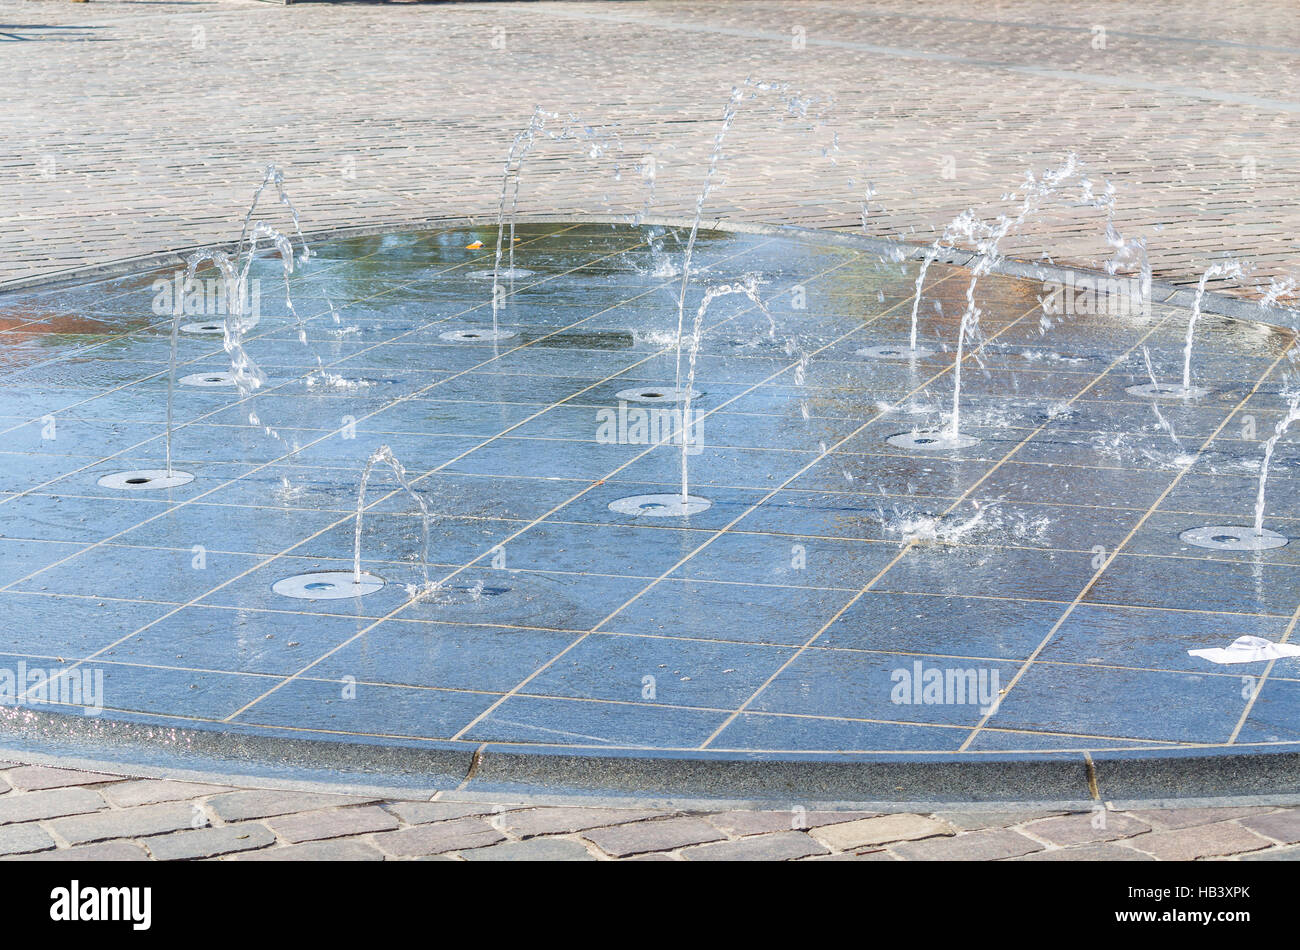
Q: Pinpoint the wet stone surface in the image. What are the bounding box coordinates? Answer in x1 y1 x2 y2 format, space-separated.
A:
0 222 1298 764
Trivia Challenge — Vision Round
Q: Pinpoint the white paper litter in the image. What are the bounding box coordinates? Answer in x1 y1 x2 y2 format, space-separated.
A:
1188 635 1300 665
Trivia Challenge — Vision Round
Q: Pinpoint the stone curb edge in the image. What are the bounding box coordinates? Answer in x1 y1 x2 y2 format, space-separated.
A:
2 705 1299 807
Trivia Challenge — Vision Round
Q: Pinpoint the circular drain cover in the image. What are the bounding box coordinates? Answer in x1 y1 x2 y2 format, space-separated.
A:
1180 525 1288 551
886 430 980 451
439 328 517 343
97 469 195 490
467 268 535 280
272 570 386 600
179 371 237 387
856 344 935 360
609 493 713 517
1125 382 1210 399
180 318 258 335
614 387 699 403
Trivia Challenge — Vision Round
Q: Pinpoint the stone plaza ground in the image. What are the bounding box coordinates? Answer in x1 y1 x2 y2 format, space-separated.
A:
3 0 1300 860
3 762 1300 861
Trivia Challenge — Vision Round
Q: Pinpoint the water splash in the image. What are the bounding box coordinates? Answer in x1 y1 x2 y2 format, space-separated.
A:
1085 177 1152 316
163 249 265 476
489 109 626 330
1183 260 1247 391
908 208 979 352
679 274 773 503
948 156 1083 439
162 164 318 480
883 500 1050 548
1259 276 1298 311
237 164 310 267
1141 346 1188 455
353 445 435 598
673 79 837 388
673 85 746 386
1254 393 1300 533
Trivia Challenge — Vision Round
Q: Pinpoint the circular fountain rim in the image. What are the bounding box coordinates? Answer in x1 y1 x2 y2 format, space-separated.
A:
1180 525 1290 551
3 703 1300 806
97 469 195 490
179 370 239 387
438 328 518 343
1125 381 1212 400
9 216 1300 804
614 386 700 404
271 570 387 600
886 430 981 451
608 492 713 517
856 343 937 360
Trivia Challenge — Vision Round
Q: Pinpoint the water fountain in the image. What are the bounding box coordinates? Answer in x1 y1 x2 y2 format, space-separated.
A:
20 79 1300 798
888 158 1085 452
667 79 837 397
98 166 315 493
466 107 630 344
274 445 435 599
608 275 774 518
1181 393 1297 552
1128 260 1244 399
861 210 981 362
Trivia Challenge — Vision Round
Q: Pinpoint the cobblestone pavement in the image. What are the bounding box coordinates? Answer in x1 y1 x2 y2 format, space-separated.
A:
3 0 1299 298
0 764 1296 861
6 0 1300 859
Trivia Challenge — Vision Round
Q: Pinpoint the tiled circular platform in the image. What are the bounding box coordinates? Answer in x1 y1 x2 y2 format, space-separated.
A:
1 221 1299 797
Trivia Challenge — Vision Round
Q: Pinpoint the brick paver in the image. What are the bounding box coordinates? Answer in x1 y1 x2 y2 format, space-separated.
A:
268 806 401 844
144 823 277 861
102 780 236 809
890 829 1044 861
0 759 1290 862
681 832 830 862
0 787 107 826
0 822 56 857
501 806 667 839
370 817 506 858
48 802 196 846
206 790 375 823
461 838 597 862
1239 811 1300 844
1 766 125 792
1016 843 1156 862
1125 822 1274 861
12 841 150 862
812 814 955 850
231 839 385 862
583 817 726 857
1022 812 1151 846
